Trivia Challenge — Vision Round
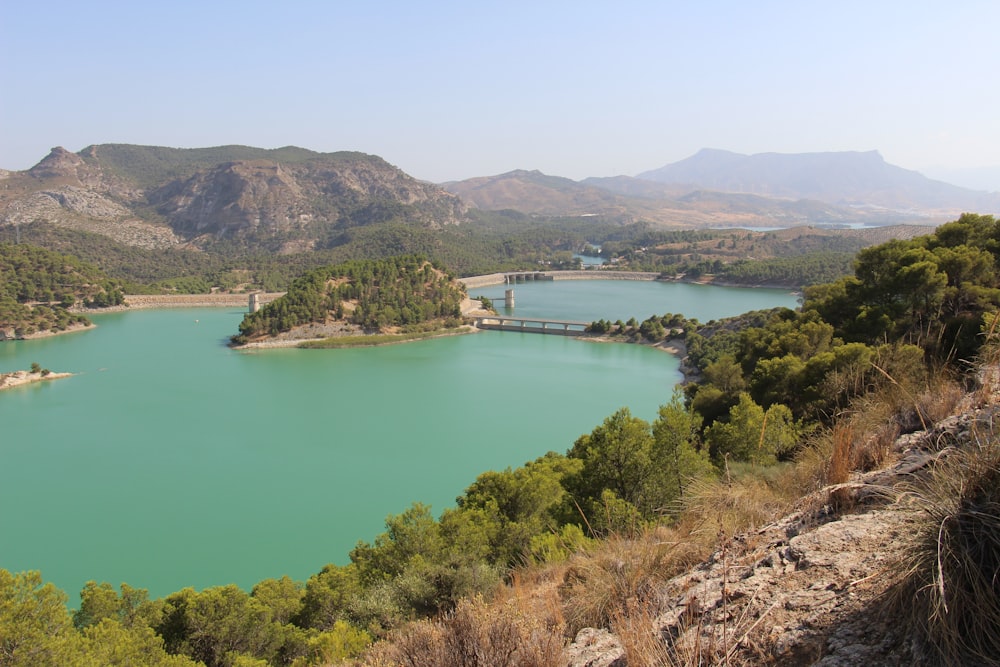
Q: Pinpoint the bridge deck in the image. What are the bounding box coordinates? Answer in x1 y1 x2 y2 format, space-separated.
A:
473 315 591 336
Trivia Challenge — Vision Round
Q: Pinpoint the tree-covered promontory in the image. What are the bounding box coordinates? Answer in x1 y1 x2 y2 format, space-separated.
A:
231 255 466 345
0 242 125 338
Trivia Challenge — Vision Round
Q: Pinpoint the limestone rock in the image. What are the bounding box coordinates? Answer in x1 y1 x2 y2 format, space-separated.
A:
564 628 625 667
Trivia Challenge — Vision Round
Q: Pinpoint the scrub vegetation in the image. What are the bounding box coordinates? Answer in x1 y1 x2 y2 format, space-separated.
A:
3 214 1000 665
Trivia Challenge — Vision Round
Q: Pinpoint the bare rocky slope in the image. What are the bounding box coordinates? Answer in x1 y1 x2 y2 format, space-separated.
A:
0 145 467 252
565 386 999 667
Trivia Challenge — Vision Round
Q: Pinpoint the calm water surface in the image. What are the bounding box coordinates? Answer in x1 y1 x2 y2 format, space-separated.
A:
473 278 799 323
0 281 797 600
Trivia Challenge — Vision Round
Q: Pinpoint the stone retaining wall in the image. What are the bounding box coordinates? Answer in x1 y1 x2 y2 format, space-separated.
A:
122 293 284 309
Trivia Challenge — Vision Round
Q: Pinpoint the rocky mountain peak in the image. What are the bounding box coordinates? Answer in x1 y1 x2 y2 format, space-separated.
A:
28 146 86 181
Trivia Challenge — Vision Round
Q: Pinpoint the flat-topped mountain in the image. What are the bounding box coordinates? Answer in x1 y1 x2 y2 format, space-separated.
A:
0 145 467 252
445 149 999 224
638 148 1000 213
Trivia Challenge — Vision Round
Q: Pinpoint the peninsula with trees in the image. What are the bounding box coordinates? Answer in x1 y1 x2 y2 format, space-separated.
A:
230 255 468 347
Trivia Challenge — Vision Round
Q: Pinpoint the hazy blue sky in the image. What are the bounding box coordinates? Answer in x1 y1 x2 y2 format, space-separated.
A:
2 1 998 182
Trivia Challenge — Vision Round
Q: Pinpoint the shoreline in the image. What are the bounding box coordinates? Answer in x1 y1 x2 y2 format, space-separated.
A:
1 321 95 342
579 334 698 383
235 325 482 350
0 370 73 391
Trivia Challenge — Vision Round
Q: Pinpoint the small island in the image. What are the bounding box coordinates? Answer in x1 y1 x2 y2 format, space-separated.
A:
230 255 477 348
0 364 72 391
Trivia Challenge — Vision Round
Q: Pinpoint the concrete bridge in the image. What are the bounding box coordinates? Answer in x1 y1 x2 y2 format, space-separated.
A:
474 315 590 336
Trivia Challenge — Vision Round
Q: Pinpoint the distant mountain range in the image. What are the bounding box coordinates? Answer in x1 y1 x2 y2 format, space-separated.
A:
636 149 999 211
2 145 997 256
919 165 1000 193
445 149 1000 225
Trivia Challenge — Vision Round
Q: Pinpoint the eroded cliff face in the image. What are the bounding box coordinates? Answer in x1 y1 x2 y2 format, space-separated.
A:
0 145 467 250
0 147 178 248
149 155 466 241
150 160 307 238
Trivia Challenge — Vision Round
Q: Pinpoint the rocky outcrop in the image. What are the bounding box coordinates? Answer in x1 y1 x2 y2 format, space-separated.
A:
151 160 308 238
0 370 72 390
0 147 176 248
564 629 625 667
27 146 143 199
1 185 181 249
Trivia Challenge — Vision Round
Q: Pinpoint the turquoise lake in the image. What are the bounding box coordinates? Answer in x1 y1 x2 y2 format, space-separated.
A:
0 280 798 600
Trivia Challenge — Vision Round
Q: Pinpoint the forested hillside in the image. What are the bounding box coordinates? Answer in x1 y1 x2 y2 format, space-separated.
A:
2 211 626 292
0 243 124 337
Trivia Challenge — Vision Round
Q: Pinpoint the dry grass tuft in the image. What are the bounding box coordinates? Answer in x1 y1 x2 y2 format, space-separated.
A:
359 594 564 667
826 423 853 486
915 380 966 425
609 597 674 667
680 466 798 542
560 526 707 636
887 435 1000 665
813 374 965 485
